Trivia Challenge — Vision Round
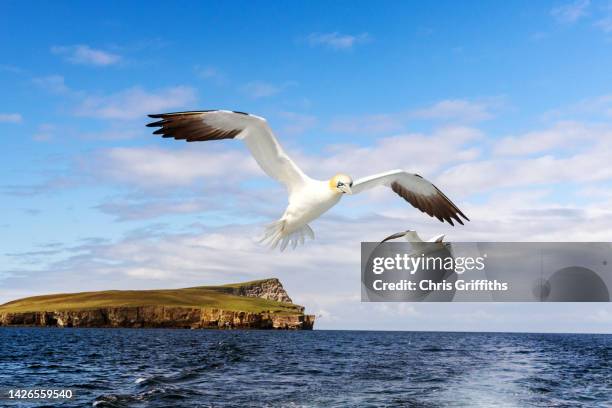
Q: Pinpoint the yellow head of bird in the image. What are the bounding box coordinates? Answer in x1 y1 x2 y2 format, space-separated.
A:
329 173 353 194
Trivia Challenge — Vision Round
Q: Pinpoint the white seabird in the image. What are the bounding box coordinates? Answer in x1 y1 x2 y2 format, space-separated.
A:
147 110 469 250
381 230 446 244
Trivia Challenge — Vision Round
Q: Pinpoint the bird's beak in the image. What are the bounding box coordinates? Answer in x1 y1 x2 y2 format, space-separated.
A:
340 185 353 195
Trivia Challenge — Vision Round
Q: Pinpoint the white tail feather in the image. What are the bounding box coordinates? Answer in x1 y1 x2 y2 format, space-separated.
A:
259 220 315 251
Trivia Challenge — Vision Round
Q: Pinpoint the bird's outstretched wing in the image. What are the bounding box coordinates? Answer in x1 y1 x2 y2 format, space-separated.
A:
352 169 469 226
147 110 308 192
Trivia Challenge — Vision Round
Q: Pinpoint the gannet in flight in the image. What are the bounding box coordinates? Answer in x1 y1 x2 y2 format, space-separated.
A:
381 230 446 244
147 110 469 250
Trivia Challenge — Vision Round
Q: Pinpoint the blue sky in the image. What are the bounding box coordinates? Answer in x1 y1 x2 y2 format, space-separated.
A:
2 0 612 332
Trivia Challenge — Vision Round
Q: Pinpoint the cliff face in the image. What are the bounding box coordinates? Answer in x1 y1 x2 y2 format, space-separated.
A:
224 278 295 305
0 278 315 330
0 306 315 330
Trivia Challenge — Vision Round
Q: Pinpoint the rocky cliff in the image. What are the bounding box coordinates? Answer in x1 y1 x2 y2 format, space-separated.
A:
220 278 297 305
0 278 314 330
0 306 314 330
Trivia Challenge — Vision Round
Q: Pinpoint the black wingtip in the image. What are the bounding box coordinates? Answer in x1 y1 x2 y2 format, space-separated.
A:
148 113 163 119
146 120 166 127
380 231 409 243
457 211 470 222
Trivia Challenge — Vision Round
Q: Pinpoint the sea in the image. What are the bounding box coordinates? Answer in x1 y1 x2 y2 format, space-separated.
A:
0 328 610 407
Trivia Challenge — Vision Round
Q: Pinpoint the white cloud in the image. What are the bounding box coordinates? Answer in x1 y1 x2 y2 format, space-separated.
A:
329 99 498 134
551 0 590 23
242 80 296 99
195 66 218 79
329 113 405 134
300 126 483 181
544 94 612 119
95 146 259 187
493 121 595 156
125 267 171 279
594 16 612 32
375 120 610 197
78 126 143 141
32 124 55 142
242 81 280 98
0 64 23 74
410 99 496 122
51 45 121 66
75 86 196 120
306 32 370 50
374 303 420 317
441 147 612 197
587 309 612 323
276 111 317 135
32 75 70 94
194 65 227 84
96 197 216 221
32 78 196 122
2 221 364 295
13 123 483 197
0 113 22 123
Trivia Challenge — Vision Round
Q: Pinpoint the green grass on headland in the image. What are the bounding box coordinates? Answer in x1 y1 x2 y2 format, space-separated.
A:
0 279 303 315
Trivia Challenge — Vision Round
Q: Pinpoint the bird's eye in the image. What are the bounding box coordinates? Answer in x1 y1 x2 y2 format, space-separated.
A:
349 182 353 187
337 182 344 187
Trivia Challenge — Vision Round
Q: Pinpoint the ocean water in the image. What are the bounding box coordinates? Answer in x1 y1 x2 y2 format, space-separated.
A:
0 329 610 407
